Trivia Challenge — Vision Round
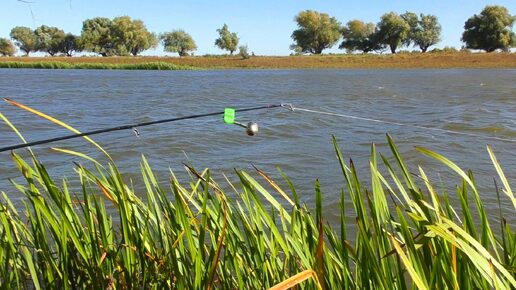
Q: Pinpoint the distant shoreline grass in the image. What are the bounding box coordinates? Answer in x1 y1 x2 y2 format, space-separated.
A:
0 52 515 70
0 61 198 70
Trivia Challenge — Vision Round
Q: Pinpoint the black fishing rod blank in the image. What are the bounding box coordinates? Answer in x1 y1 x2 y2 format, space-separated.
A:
0 104 285 153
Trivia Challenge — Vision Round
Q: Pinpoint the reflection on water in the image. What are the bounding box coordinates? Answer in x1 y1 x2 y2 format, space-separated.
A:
0 68 515 224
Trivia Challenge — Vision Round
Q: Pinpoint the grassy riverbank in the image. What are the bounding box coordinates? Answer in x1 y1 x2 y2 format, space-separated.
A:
0 127 514 288
1 52 515 69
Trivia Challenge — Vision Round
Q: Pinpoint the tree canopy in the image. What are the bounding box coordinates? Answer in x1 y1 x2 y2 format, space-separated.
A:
291 10 341 54
160 30 197 56
414 14 441 52
402 13 441 52
0 38 17 56
10 26 37 56
377 12 410 54
80 16 157 56
80 17 114 56
462 5 514 52
61 33 82 57
111 16 158 56
215 24 239 54
340 20 383 53
34 25 66 56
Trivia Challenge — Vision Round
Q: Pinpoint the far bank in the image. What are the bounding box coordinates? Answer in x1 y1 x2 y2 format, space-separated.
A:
0 53 515 69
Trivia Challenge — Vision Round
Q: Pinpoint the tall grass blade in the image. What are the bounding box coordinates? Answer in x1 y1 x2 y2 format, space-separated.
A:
487 146 516 209
3 98 111 159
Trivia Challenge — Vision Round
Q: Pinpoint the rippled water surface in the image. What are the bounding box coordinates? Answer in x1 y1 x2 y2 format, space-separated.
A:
1 68 515 223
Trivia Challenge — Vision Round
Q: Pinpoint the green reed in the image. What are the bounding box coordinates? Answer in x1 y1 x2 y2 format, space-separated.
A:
0 133 514 289
0 61 198 70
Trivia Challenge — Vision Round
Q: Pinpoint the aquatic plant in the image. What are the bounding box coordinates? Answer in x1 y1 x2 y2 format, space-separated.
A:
0 108 514 289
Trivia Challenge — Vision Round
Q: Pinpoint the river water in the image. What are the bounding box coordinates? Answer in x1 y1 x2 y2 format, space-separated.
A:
0 68 515 223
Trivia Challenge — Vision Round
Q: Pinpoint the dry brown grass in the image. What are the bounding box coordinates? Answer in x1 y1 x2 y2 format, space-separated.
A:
1 52 515 69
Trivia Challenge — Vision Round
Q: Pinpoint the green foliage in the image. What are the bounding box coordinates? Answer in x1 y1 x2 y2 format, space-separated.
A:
402 13 441 52
9 26 37 56
111 16 158 56
291 10 341 54
80 17 115 56
377 12 410 54
61 33 82 57
0 106 514 289
340 20 383 53
0 61 197 70
0 38 16 56
414 14 441 52
160 30 197 57
462 5 515 52
215 24 239 54
429 46 459 54
401 12 419 46
34 25 66 56
238 44 250 59
80 16 157 56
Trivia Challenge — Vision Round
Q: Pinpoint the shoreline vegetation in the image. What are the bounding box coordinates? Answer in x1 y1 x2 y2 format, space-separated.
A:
0 52 515 70
0 101 514 289
0 133 514 289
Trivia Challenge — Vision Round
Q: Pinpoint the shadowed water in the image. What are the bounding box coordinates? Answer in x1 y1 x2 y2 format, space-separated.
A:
0 68 515 224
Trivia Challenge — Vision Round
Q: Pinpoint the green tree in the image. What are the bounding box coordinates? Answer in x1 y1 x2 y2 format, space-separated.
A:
160 30 197 56
0 38 17 56
34 25 66 56
402 12 441 52
238 44 250 59
111 16 158 56
462 5 515 52
215 24 239 54
61 33 82 57
291 10 341 54
10 26 37 56
377 12 410 54
401 12 419 47
340 20 383 53
80 17 114 56
414 14 441 52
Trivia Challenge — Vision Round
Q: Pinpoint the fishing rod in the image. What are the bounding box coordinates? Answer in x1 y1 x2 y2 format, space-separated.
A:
0 103 288 153
3 100 514 153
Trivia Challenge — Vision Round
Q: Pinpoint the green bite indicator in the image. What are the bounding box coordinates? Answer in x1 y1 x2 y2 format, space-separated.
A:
224 108 235 124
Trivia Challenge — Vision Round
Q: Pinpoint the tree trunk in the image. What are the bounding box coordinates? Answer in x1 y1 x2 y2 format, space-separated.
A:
390 45 397 54
421 46 428 53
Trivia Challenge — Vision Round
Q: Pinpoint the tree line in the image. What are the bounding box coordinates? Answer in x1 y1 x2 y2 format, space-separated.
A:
292 5 514 55
0 5 514 57
0 16 241 57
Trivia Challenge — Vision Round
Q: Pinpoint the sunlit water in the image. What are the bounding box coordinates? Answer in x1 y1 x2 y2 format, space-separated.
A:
1 68 515 225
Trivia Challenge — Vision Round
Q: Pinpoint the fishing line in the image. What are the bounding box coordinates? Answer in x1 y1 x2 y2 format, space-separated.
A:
0 104 283 152
3 102 515 153
287 104 516 143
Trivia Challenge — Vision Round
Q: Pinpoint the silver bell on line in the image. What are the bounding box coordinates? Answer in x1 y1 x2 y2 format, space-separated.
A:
246 122 259 136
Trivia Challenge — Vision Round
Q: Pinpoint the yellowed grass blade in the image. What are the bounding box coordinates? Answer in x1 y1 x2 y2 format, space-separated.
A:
96 179 117 206
268 269 322 290
4 98 111 160
253 165 294 206
390 236 429 290
0 111 35 157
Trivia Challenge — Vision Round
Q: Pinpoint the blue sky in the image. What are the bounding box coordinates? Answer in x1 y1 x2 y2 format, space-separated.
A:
1 0 514 55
